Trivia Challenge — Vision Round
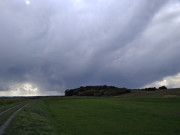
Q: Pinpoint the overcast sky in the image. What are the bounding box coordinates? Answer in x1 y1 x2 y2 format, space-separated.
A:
0 0 180 96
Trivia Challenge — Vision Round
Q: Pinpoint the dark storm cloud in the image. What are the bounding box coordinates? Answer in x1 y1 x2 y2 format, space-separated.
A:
0 0 180 95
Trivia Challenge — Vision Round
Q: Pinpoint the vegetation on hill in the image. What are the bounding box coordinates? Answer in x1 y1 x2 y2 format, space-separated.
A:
143 86 167 91
65 85 130 96
65 85 169 96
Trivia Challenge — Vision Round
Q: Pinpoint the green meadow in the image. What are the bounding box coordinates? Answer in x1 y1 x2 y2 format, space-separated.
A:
0 97 26 113
3 96 180 135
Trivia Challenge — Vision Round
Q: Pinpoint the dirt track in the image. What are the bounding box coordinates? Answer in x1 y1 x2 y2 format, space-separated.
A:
0 104 20 116
0 104 28 135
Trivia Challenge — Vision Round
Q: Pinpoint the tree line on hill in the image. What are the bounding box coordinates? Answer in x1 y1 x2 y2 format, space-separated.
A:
143 86 167 91
65 85 130 96
65 85 168 96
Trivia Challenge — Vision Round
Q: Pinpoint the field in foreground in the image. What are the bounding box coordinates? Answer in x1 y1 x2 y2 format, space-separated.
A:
2 96 180 135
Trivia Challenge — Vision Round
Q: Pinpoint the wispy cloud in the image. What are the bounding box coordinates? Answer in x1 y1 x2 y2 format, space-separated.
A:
0 0 180 96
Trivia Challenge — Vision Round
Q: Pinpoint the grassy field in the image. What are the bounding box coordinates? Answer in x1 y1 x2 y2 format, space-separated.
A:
3 96 180 135
120 88 180 97
0 97 27 113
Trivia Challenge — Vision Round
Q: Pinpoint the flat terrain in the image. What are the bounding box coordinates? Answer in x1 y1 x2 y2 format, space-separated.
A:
1 93 180 135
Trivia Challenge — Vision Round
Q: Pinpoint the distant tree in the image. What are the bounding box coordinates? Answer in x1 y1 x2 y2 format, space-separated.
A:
159 86 167 89
65 89 72 96
144 87 157 91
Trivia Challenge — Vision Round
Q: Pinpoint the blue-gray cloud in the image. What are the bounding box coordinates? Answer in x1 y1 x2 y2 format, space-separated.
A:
0 0 180 95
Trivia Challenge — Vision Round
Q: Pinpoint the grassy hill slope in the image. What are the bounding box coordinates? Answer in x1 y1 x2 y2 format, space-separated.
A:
120 88 180 97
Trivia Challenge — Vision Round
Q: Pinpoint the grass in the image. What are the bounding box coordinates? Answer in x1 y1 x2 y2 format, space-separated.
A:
3 100 58 135
0 97 27 113
3 96 180 135
120 88 180 97
0 104 22 126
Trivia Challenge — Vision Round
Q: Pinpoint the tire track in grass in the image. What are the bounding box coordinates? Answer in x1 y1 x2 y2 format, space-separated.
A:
0 104 20 116
0 104 28 135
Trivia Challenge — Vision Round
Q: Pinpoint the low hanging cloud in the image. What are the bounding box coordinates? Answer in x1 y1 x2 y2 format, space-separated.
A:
0 0 180 96
145 73 180 88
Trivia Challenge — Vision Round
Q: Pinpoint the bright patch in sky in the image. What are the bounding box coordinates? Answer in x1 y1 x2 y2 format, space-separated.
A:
12 82 38 96
0 82 62 96
25 0 30 5
75 0 82 3
144 73 180 88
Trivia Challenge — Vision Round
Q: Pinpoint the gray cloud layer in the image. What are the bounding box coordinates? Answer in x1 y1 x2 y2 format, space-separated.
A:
0 0 180 95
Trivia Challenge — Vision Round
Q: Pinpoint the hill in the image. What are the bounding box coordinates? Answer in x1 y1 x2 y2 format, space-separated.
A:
65 85 130 96
65 85 180 97
119 88 180 97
